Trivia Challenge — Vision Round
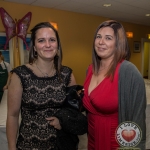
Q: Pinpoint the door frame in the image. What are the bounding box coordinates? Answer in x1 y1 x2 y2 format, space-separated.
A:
141 38 150 77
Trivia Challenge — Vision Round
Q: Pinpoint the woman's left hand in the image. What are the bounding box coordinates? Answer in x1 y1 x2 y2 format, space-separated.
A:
46 117 62 130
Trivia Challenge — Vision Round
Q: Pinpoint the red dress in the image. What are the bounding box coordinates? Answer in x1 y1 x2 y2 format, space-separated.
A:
83 63 121 150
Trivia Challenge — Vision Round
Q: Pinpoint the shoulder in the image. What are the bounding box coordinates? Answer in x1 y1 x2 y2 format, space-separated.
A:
87 64 92 70
60 66 72 73
3 61 10 66
119 60 144 83
60 66 73 86
12 65 25 71
11 65 30 86
11 65 27 75
120 60 136 69
4 61 12 70
120 60 141 76
4 61 9 65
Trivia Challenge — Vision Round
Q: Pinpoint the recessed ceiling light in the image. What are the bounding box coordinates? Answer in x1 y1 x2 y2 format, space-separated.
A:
146 14 150 17
103 4 111 7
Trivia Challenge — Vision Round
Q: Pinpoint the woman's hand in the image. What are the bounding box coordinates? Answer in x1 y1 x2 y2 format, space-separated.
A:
46 117 61 130
3 85 8 90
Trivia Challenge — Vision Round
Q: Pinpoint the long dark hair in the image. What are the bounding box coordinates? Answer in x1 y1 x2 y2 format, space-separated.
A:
92 20 131 78
29 22 63 74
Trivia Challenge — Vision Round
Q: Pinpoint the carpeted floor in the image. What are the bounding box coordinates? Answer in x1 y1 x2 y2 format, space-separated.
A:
78 134 88 150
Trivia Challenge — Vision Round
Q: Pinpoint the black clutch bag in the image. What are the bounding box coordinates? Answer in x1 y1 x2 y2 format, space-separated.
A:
55 85 87 149
64 85 84 111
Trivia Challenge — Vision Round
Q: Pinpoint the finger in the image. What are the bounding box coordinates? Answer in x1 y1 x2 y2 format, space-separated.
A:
46 117 55 121
48 120 54 126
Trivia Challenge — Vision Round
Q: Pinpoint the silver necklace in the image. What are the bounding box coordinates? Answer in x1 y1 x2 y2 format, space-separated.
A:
35 62 54 77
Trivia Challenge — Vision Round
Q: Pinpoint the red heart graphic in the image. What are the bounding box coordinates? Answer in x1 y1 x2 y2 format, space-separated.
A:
121 129 136 142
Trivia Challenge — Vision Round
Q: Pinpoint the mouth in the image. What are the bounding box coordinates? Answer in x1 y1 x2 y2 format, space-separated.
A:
97 47 106 51
44 49 54 52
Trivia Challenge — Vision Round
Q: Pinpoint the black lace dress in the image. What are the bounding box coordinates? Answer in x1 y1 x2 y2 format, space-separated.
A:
12 65 72 150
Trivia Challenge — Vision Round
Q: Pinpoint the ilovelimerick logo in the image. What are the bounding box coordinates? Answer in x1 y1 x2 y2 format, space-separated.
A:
115 121 142 150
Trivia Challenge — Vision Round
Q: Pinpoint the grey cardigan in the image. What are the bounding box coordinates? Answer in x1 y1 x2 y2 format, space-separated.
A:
119 60 146 149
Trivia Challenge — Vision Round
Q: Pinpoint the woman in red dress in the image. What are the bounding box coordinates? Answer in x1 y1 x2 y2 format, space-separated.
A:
83 20 146 150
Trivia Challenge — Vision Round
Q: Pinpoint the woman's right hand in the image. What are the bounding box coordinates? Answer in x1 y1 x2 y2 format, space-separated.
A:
46 116 62 130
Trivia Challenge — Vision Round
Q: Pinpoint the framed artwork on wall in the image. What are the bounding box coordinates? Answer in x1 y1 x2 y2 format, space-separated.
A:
133 41 141 53
0 32 14 68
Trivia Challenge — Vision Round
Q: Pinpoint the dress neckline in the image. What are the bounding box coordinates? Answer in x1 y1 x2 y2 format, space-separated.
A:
88 76 107 96
22 65 57 79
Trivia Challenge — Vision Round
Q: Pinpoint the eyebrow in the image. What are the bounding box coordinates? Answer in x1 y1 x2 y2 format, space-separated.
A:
106 35 114 38
97 33 114 38
37 37 56 40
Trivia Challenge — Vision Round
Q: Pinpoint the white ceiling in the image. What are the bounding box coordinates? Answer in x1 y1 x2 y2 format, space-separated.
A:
3 0 150 26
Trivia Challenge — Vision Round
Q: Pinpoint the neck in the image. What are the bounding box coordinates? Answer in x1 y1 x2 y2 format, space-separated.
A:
35 60 55 77
100 57 113 67
98 59 112 72
36 59 54 69
99 65 109 72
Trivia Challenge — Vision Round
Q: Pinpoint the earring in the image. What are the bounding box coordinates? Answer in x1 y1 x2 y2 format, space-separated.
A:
34 50 38 57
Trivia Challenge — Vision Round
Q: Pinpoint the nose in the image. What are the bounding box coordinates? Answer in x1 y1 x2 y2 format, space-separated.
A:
45 40 51 47
99 38 104 44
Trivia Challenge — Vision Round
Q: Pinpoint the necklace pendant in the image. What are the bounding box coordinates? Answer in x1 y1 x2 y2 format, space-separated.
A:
45 73 49 77
35 62 55 77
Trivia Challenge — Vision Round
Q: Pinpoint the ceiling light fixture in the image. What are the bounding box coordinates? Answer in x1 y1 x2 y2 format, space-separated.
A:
126 32 133 38
50 22 58 30
145 14 150 17
103 4 111 7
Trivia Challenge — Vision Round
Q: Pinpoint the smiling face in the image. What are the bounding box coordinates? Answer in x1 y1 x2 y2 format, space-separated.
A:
94 27 116 60
34 27 58 61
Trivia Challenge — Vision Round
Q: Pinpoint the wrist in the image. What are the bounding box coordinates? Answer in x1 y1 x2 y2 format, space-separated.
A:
8 144 17 150
8 146 16 150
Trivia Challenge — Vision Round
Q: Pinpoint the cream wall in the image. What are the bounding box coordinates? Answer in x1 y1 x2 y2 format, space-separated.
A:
0 1 150 84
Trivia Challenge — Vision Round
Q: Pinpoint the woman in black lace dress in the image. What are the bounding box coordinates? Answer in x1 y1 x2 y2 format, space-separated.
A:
6 22 87 150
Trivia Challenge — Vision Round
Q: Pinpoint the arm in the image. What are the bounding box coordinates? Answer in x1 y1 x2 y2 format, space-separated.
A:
3 72 12 90
6 73 22 150
3 63 12 90
119 61 146 149
131 73 146 149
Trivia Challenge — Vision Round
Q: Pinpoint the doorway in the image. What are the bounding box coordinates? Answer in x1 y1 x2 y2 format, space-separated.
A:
141 38 150 79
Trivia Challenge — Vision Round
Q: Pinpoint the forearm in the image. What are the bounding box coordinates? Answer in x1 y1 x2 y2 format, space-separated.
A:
6 115 19 150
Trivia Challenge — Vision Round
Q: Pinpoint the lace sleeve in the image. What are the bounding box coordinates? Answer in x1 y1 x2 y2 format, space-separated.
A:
60 66 72 86
11 65 27 88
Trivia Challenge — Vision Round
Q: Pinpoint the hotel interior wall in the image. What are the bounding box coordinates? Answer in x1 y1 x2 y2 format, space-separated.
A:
0 1 150 84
